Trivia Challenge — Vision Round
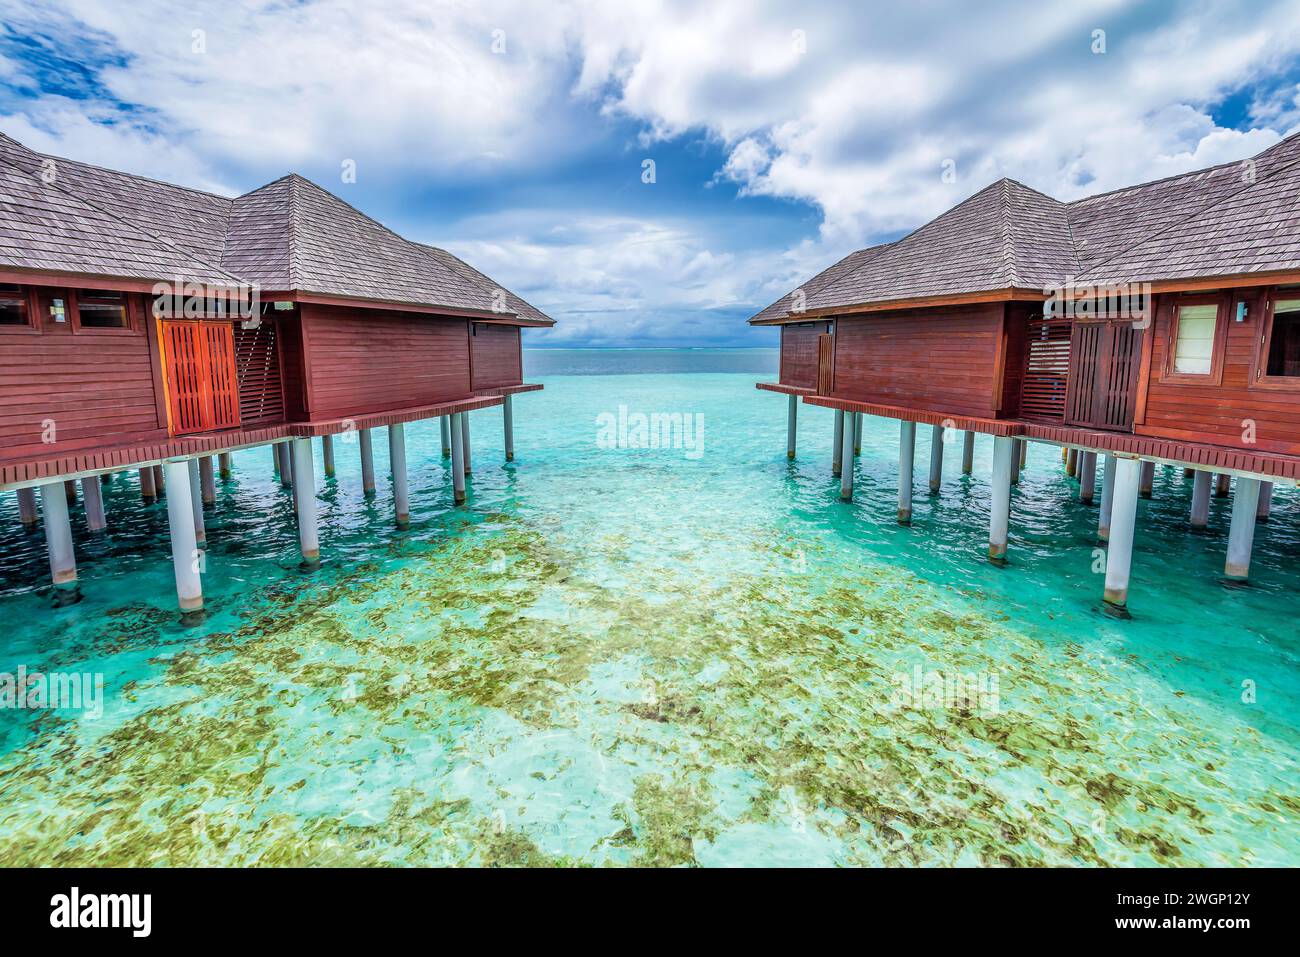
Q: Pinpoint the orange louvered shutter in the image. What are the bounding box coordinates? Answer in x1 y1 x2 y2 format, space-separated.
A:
161 321 242 435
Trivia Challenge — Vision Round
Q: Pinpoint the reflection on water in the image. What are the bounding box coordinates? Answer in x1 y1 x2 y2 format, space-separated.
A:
0 366 1296 866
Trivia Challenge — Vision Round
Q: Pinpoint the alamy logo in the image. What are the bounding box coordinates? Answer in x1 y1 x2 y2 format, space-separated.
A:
595 405 705 459
0 666 103 719
50 887 151 937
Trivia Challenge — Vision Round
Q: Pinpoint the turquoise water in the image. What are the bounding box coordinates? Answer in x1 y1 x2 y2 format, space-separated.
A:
0 348 1296 866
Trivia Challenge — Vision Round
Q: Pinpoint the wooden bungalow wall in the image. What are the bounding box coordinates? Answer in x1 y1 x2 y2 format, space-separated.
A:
1139 288 1300 456
469 322 523 391
831 303 1006 417
297 304 472 419
778 322 830 390
0 290 166 466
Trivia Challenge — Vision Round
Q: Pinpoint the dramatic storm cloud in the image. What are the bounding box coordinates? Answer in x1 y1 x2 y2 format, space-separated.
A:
2 0 1300 344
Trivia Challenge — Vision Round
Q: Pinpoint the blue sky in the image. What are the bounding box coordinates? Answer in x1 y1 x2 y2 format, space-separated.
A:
2 0 1300 347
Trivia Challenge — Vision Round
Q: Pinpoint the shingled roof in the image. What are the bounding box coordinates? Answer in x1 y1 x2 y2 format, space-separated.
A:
0 132 553 324
752 131 1300 323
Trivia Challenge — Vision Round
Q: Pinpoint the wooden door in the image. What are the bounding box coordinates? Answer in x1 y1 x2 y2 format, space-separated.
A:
1064 320 1144 431
161 320 241 435
816 333 835 395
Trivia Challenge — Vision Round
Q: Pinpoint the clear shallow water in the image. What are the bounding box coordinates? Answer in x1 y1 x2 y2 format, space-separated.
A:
0 350 1296 866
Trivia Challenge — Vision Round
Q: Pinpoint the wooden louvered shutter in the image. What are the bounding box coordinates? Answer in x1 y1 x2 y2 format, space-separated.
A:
1020 314 1071 421
161 320 242 435
1064 321 1143 432
816 333 834 395
234 322 284 424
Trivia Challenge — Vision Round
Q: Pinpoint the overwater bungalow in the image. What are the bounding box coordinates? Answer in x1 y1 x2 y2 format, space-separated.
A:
755 133 1300 616
0 133 552 619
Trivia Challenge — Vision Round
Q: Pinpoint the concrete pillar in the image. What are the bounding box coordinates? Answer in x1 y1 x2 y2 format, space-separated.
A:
64 479 77 505
17 487 39 527
1190 471 1212 529
153 464 165 495
441 416 452 457
786 395 798 460
839 411 856 500
1020 440 1028 469
139 466 156 502
292 438 321 568
1183 467 1194 479
200 456 217 505
1098 454 1116 541
898 421 916 525
389 423 410 528
219 452 232 480
277 442 293 489
462 412 473 475
503 395 515 462
1066 448 1078 477
80 477 106 532
853 412 863 456
359 429 376 497
163 459 203 623
1103 458 1141 616
961 431 974 475
272 445 281 478
1078 451 1097 505
1257 481 1273 521
101 472 112 485
187 459 206 545
1010 439 1022 485
1215 472 1231 498
39 482 79 606
1139 460 1155 498
450 413 467 504
988 436 1014 565
832 410 844 477
928 424 944 493
1225 478 1262 582
322 434 335 479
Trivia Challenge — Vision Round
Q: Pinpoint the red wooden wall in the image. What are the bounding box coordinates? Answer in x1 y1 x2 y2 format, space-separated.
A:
470 322 522 391
0 291 166 466
779 322 830 389
831 303 1005 417
299 304 471 419
1138 288 1300 456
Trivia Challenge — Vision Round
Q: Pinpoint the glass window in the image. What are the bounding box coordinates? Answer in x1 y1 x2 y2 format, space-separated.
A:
77 289 129 328
1266 299 1300 378
0 284 28 325
1172 303 1218 375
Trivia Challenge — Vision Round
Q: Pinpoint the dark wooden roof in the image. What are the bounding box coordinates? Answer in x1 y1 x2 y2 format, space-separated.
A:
753 132 1300 322
0 132 554 323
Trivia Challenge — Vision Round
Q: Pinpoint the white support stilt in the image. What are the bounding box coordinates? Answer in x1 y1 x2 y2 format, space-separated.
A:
81 477 106 532
503 395 515 463
272 445 281 478
1257 481 1273 521
389 423 410 528
1009 439 1022 485
200 456 217 505
898 421 916 525
988 436 1013 565
1066 449 1078 477
450 412 467 504
163 459 203 622
832 410 844 477
140 466 156 502
292 437 321 568
961 431 974 475
278 442 293 488
322 434 335 479
153 464 166 495
786 394 798 460
928 424 944 494
839 411 856 500
1190 470 1212 529
39 482 79 606
359 429 376 497
462 412 473 475
853 412 863 456
64 479 77 506
219 452 232 480
1103 457 1141 615
1225 478 1261 582
1078 451 1097 505
441 416 452 457
17 487 39 527
187 459 206 544
1020 440 1028 469
1098 454 1116 541
1215 472 1231 498
1138 460 1155 499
